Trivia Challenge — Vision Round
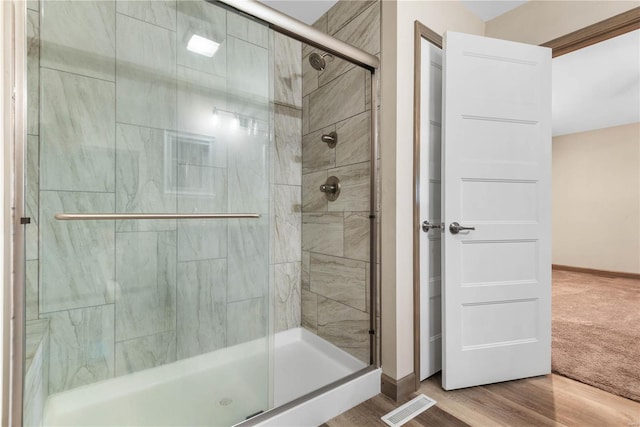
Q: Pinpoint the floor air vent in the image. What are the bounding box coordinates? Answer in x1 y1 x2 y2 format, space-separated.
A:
381 394 437 427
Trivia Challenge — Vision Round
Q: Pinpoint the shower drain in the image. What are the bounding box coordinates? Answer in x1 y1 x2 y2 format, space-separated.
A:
219 398 233 406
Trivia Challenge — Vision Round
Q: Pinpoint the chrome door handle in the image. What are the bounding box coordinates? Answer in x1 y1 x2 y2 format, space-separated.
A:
449 222 475 234
422 220 442 233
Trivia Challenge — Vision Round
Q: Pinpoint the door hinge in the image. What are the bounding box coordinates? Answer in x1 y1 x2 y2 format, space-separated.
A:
20 217 31 225
369 329 375 335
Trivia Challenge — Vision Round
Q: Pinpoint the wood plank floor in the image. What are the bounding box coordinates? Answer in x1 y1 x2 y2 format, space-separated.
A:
323 373 640 426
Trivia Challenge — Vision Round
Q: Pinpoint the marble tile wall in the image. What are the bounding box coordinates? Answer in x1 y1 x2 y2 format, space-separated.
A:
274 262 302 332
115 231 176 342
176 259 226 359
40 67 116 192
27 1 293 406
40 190 116 313
300 1 380 364
44 305 116 394
271 33 303 333
40 0 115 81
116 12 176 130
23 319 49 427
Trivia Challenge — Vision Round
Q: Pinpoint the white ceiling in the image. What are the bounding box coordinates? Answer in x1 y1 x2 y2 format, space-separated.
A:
460 0 528 22
553 29 640 136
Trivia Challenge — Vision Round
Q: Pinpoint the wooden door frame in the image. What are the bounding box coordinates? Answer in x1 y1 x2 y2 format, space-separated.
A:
412 6 640 392
542 7 640 57
413 21 442 392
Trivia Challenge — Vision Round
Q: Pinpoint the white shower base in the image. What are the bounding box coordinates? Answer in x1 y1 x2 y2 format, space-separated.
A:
42 327 380 426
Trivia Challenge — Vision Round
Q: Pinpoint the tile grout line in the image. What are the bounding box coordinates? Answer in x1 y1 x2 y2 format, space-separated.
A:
227 32 270 51
302 158 372 178
115 10 177 33
39 65 115 85
39 302 116 317
304 107 372 138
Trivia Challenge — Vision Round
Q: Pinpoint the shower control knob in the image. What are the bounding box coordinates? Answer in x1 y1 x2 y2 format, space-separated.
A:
320 176 341 202
321 131 338 148
320 184 336 192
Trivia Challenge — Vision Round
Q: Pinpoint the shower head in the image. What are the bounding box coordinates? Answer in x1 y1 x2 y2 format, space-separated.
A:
309 52 334 71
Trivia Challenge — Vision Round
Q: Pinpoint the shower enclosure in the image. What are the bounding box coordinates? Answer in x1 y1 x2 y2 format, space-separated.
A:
10 0 380 425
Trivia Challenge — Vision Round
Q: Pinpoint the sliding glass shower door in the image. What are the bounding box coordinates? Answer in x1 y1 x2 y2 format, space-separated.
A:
23 1 274 425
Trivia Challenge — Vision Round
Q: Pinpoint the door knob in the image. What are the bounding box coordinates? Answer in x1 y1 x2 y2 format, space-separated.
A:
422 220 442 233
449 222 475 234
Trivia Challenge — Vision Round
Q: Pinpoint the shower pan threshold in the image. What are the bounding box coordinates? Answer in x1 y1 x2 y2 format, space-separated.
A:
42 327 380 426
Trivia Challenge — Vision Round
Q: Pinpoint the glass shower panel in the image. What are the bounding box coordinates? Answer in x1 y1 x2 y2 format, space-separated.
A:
299 53 373 366
23 1 273 425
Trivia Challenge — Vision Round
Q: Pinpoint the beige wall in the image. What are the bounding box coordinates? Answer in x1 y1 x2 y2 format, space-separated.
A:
553 123 640 274
380 0 639 383
380 0 484 381
486 0 637 45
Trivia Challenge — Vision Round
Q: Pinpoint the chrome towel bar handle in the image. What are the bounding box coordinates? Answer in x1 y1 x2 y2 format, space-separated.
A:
55 213 260 221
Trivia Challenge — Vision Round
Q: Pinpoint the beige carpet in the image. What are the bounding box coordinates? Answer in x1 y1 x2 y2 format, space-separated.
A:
552 269 640 402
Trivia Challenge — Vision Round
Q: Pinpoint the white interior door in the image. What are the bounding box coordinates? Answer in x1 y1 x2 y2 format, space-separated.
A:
441 31 552 390
419 38 443 381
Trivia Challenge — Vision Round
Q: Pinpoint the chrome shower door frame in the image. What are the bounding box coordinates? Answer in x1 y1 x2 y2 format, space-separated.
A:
209 0 381 361
5 0 381 425
214 2 381 426
5 0 27 425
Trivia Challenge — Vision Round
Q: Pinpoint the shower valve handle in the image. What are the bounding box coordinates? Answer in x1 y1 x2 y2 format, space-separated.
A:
320 184 337 193
321 132 338 148
320 176 341 201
